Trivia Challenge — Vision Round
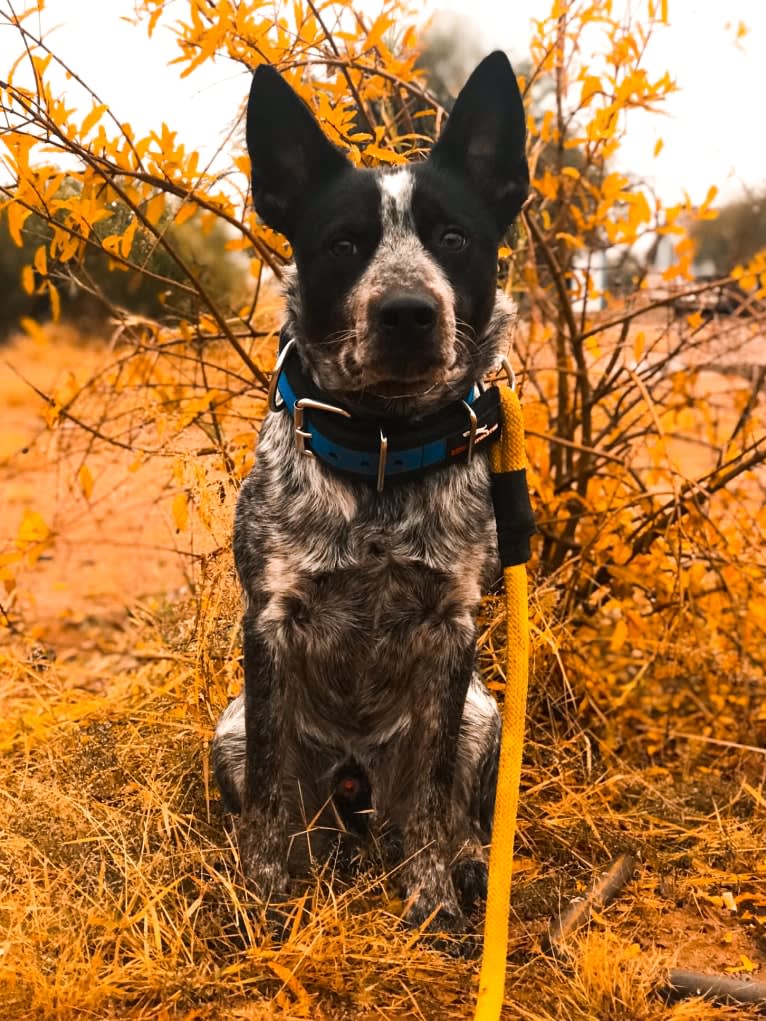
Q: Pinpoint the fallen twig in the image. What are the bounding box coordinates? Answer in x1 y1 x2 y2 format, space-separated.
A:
543 853 636 956
543 855 766 1009
663 969 766 1006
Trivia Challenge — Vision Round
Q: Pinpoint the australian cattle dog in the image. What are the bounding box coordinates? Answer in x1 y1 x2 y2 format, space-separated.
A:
212 50 529 936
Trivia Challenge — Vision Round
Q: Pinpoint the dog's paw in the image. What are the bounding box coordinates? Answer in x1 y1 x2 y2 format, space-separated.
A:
242 863 289 908
402 887 470 934
225 897 292 947
452 857 488 913
402 896 480 957
238 821 289 898
231 890 312 949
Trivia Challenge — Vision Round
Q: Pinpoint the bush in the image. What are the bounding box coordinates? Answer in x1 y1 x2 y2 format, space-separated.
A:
0 183 248 338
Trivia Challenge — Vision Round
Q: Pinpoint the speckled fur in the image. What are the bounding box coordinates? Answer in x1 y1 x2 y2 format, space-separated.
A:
213 50 528 934
214 386 504 925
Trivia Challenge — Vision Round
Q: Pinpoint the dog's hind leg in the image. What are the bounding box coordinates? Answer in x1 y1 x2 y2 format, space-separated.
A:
459 672 501 841
215 669 501 916
212 693 246 814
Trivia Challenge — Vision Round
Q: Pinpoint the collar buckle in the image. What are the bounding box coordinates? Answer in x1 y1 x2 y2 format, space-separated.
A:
294 397 351 455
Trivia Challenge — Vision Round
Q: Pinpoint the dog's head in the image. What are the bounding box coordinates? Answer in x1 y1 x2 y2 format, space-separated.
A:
247 52 528 415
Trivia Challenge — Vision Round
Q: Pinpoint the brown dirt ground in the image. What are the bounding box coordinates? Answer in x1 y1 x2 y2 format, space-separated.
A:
1 326 200 641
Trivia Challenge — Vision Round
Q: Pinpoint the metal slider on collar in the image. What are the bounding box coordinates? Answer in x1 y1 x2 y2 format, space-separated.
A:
376 429 388 493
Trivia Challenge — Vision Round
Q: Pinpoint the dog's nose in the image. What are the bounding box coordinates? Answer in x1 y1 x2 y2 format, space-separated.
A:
376 293 437 340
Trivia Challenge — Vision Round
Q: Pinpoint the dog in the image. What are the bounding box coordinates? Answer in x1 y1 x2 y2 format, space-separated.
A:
212 50 529 936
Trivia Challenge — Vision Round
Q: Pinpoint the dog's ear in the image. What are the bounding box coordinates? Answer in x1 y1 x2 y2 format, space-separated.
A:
429 51 528 234
246 66 350 240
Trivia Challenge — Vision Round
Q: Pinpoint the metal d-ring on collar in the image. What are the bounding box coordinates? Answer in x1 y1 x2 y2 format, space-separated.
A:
267 337 352 455
267 337 296 412
293 396 351 454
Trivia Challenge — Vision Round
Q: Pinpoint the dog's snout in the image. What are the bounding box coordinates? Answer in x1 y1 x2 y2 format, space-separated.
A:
377 292 438 341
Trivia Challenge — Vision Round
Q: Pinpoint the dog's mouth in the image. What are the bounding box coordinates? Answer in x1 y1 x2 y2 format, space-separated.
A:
366 378 440 399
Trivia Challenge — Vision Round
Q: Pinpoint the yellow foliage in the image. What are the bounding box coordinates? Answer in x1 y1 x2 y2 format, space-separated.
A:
171 491 189 532
78 464 94 500
15 508 52 567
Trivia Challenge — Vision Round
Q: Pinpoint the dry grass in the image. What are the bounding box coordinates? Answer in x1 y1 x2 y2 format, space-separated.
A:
1 329 765 1020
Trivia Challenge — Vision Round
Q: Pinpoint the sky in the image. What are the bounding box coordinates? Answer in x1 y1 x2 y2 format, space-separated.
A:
3 0 766 207
446 0 766 205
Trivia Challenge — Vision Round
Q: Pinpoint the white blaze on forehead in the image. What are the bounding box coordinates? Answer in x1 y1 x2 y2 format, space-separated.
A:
349 165 457 380
377 169 414 235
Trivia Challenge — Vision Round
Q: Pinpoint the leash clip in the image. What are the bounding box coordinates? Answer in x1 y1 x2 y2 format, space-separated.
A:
499 355 517 391
485 355 517 392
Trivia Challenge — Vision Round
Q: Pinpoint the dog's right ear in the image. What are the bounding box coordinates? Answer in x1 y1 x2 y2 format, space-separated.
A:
246 66 350 240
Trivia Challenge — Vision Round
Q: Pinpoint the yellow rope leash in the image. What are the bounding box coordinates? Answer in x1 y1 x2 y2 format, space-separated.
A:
474 383 531 1021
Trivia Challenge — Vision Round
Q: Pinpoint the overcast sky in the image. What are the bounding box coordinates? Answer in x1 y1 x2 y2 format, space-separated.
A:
4 0 766 206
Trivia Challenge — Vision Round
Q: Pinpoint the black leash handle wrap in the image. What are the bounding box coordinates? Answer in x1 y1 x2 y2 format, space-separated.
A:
490 467 536 568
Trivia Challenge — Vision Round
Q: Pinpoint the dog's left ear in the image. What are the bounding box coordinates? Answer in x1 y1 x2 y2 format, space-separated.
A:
429 51 528 234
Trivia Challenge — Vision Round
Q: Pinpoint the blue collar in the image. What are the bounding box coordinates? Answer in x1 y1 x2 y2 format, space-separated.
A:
269 336 502 491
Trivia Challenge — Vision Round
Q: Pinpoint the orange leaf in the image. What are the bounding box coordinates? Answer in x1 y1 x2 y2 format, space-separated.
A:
15 509 52 566
580 75 601 106
172 492 189 532
145 192 165 225
81 103 109 136
609 618 628 652
120 219 137 259
78 465 94 500
174 202 196 226
7 202 31 247
363 144 407 165
33 244 47 276
16 509 50 547
20 317 46 344
21 265 35 295
48 281 61 321
686 311 703 331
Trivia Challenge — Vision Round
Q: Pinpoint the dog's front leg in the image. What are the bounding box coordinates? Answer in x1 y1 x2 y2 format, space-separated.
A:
238 617 289 905
400 642 475 933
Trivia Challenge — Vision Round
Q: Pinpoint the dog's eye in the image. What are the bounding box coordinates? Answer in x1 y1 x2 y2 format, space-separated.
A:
439 228 468 251
330 238 357 257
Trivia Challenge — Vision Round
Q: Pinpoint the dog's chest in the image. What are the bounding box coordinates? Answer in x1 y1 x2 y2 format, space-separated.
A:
234 413 497 743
